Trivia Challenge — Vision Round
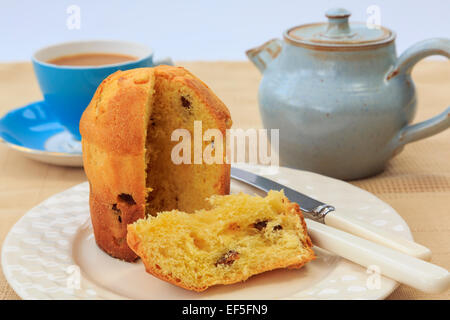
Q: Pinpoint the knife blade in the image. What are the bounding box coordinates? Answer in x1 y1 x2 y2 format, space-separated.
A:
230 167 432 260
230 167 334 222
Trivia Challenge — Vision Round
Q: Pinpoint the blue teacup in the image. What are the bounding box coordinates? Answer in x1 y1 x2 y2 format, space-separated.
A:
32 40 172 140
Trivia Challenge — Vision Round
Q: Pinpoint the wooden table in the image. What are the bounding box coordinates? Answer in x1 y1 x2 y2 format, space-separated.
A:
0 61 449 300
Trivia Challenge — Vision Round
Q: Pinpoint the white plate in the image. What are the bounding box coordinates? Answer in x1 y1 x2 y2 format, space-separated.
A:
1 164 412 300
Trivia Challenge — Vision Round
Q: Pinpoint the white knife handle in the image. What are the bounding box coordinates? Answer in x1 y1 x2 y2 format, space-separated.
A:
324 211 432 260
306 219 449 294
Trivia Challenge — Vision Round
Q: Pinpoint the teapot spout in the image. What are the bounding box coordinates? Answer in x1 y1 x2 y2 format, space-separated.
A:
246 38 282 73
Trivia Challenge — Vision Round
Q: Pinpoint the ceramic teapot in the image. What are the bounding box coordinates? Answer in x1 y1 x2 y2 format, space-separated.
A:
247 8 450 180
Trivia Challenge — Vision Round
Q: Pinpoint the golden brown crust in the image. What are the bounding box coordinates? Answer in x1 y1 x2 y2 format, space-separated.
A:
81 66 232 261
90 193 140 261
126 195 315 292
80 68 155 155
81 69 152 261
287 199 315 249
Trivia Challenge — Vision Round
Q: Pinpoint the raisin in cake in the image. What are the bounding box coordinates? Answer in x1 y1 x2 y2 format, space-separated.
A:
127 190 315 291
80 66 232 261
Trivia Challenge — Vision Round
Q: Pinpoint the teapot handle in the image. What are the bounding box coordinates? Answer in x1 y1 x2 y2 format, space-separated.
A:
387 38 450 149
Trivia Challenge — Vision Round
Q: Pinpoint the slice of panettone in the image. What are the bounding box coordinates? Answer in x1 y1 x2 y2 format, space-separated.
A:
127 190 315 291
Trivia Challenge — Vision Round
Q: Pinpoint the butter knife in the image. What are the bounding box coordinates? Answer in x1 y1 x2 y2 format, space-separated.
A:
231 167 431 260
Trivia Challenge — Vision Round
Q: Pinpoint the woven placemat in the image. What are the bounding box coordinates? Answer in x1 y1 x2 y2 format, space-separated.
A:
0 60 449 300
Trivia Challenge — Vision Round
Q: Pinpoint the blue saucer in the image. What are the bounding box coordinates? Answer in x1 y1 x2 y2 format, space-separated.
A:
0 101 83 167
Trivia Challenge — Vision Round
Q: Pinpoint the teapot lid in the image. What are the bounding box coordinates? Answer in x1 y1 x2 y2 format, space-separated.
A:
285 8 395 49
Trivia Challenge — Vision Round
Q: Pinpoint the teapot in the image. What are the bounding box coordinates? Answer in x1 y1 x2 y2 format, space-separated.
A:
247 8 450 180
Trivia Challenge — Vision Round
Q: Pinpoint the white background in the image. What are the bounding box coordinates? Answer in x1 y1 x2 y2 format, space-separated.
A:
1 0 449 61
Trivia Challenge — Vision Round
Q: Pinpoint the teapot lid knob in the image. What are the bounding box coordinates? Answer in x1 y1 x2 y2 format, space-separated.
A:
325 8 351 19
324 8 352 38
